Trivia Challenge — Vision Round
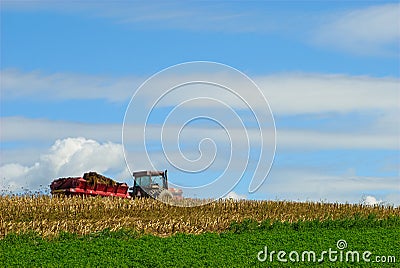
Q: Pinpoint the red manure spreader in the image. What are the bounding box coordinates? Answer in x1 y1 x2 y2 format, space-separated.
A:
50 170 182 200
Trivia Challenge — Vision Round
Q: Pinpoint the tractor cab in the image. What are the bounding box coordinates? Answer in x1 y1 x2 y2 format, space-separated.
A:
130 170 172 199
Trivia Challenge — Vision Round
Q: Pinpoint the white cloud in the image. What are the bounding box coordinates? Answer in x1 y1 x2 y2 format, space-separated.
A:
265 169 398 194
313 3 400 56
1 69 138 102
362 195 382 206
1 116 398 151
257 74 399 115
0 116 122 143
2 69 399 116
277 129 398 150
124 72 399 119
3 2 398 56
224 191 247 200
0 137 127 192
0 1 277 33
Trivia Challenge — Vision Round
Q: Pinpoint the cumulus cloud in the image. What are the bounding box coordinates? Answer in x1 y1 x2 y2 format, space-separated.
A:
313 3 400 55
224 191 247 200
362 195 383 206
0 137 128 192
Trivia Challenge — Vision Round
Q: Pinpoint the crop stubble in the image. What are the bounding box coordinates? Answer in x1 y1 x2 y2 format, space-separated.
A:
1 195 399 238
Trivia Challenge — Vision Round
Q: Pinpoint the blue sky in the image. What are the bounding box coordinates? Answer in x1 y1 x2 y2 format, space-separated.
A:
1 1 399 205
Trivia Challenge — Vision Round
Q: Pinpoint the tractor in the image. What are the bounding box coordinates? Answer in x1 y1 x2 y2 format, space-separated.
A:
130 170 174 200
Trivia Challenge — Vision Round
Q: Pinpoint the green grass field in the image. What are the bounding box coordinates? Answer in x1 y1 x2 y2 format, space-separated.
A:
1 217 399 267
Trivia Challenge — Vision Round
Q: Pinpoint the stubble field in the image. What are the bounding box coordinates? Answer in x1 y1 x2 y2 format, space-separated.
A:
1 196 399 267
